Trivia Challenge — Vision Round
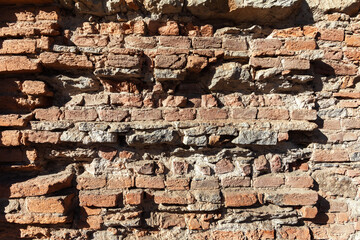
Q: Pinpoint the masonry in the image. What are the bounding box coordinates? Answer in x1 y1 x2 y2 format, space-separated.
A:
0 0 359 239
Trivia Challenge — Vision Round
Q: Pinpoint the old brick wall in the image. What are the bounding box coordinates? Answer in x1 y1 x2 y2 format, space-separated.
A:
0 0 360 239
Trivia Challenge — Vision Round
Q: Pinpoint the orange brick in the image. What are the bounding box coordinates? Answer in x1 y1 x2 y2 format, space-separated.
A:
224 191 257 207
79 192 121 207
285 40 316 51
26 194 74 214
257 108 289 120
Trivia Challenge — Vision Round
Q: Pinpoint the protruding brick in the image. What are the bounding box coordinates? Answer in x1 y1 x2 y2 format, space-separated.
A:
186 55 208 72
125 190 143 205
0 130 21 146
311 149 349 162
79 192 121 207
224 191 258 207
26 194 74 214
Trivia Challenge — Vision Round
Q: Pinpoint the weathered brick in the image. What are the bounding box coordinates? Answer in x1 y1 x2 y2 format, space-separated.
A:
215 159 234 174
341 119 360 129
155 55 186 69
290 109 317 120
154 192 195 205
282 191 318 206
77 175 106 190
0 39 36 54
106 54 141 68
345 34 360 47
23 131 61 144
158 36 191 48
135 176 165 189
5 213 71 225
125 190 143 205
311 149 349 162
319 29 344 41
192 37 222 49
224 191 258 207
253 175 284 188
0 56 40 73
163 109 195 121
285 175 313 188
186 55 208 72
79 192 121 207
272 27 303 38
281 58 310 70
223 37 247 51
191 179 219 190
110 94 143 107
84 94 108 106
284 40 317 51
158 21 179 36
257 108 289 120
322 119 341 130
131 109 162 121
34 108 61 121
197 108 228 120
125 36 157 49
221 177 251 188
26 194 74 214
320 60 357 75
64 109 97 121
72 35 108 47
300 206 318 218
231 108 257 119
165 178 190 190
97 109 129 122
107 176 134 189
40 52 93 69
8 171 73 198
278 226 311 240
22 80 52 96
0 130 21 146
250 57 281 68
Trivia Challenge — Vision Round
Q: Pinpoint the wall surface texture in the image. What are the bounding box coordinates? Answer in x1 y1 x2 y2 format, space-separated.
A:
1 0 360 239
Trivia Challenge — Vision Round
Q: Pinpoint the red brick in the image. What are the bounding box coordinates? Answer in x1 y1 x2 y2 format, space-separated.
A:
154 192 195 205
319 29 344 41
79 192 121 207
135 176 165 189
26 194 74 214
34 108 61 121
221 177 251 188
186 55 208 72
192 37 222 49
253 175 284 187
162 96 187 107
98 146 117 161
64 109 97 121
224 191 258 207
328 200 348 212
107 176 134 189
97 109 128 122
284 40 316 51
311 149 349 162
197 108 228 120
0 130 21 146
191 179 219 190
0 27 36 37
223 37 247 51
321 60 357 75
0 56 40 73
290 109 317 120
124 36 156 49
251 39 282 51
322 120 341 130
278 226 311 240
257 108 289 120
110 94 142 107
285 175 313 188
83 94 108 106
282 191 318 206
158 36 191 48
165 178 190 190
77 175 106 190
334 92 360 99
155 55 186 69
72 35 108 47
300 206 318 218
272 27 303 38
125 190 143 205
23 131 60 144
281 58 310 70
40 52 93 69
249 57 281 68
131 109 162 121
345 34 360 47
22 80 52 96
106 54 141 68
231 108 257 119
215 159 234 174
344 49 360 61
5 213 71 225
0 39 36 54
341 119 360 129
163 109 195 121
158 21 179 36
8 171 73 198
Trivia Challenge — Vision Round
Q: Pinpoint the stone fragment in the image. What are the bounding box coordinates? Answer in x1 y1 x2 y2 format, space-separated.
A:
232 130 277 145
126 129 178 145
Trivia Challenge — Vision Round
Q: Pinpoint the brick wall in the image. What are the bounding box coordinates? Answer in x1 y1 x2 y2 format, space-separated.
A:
0 1 359 239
